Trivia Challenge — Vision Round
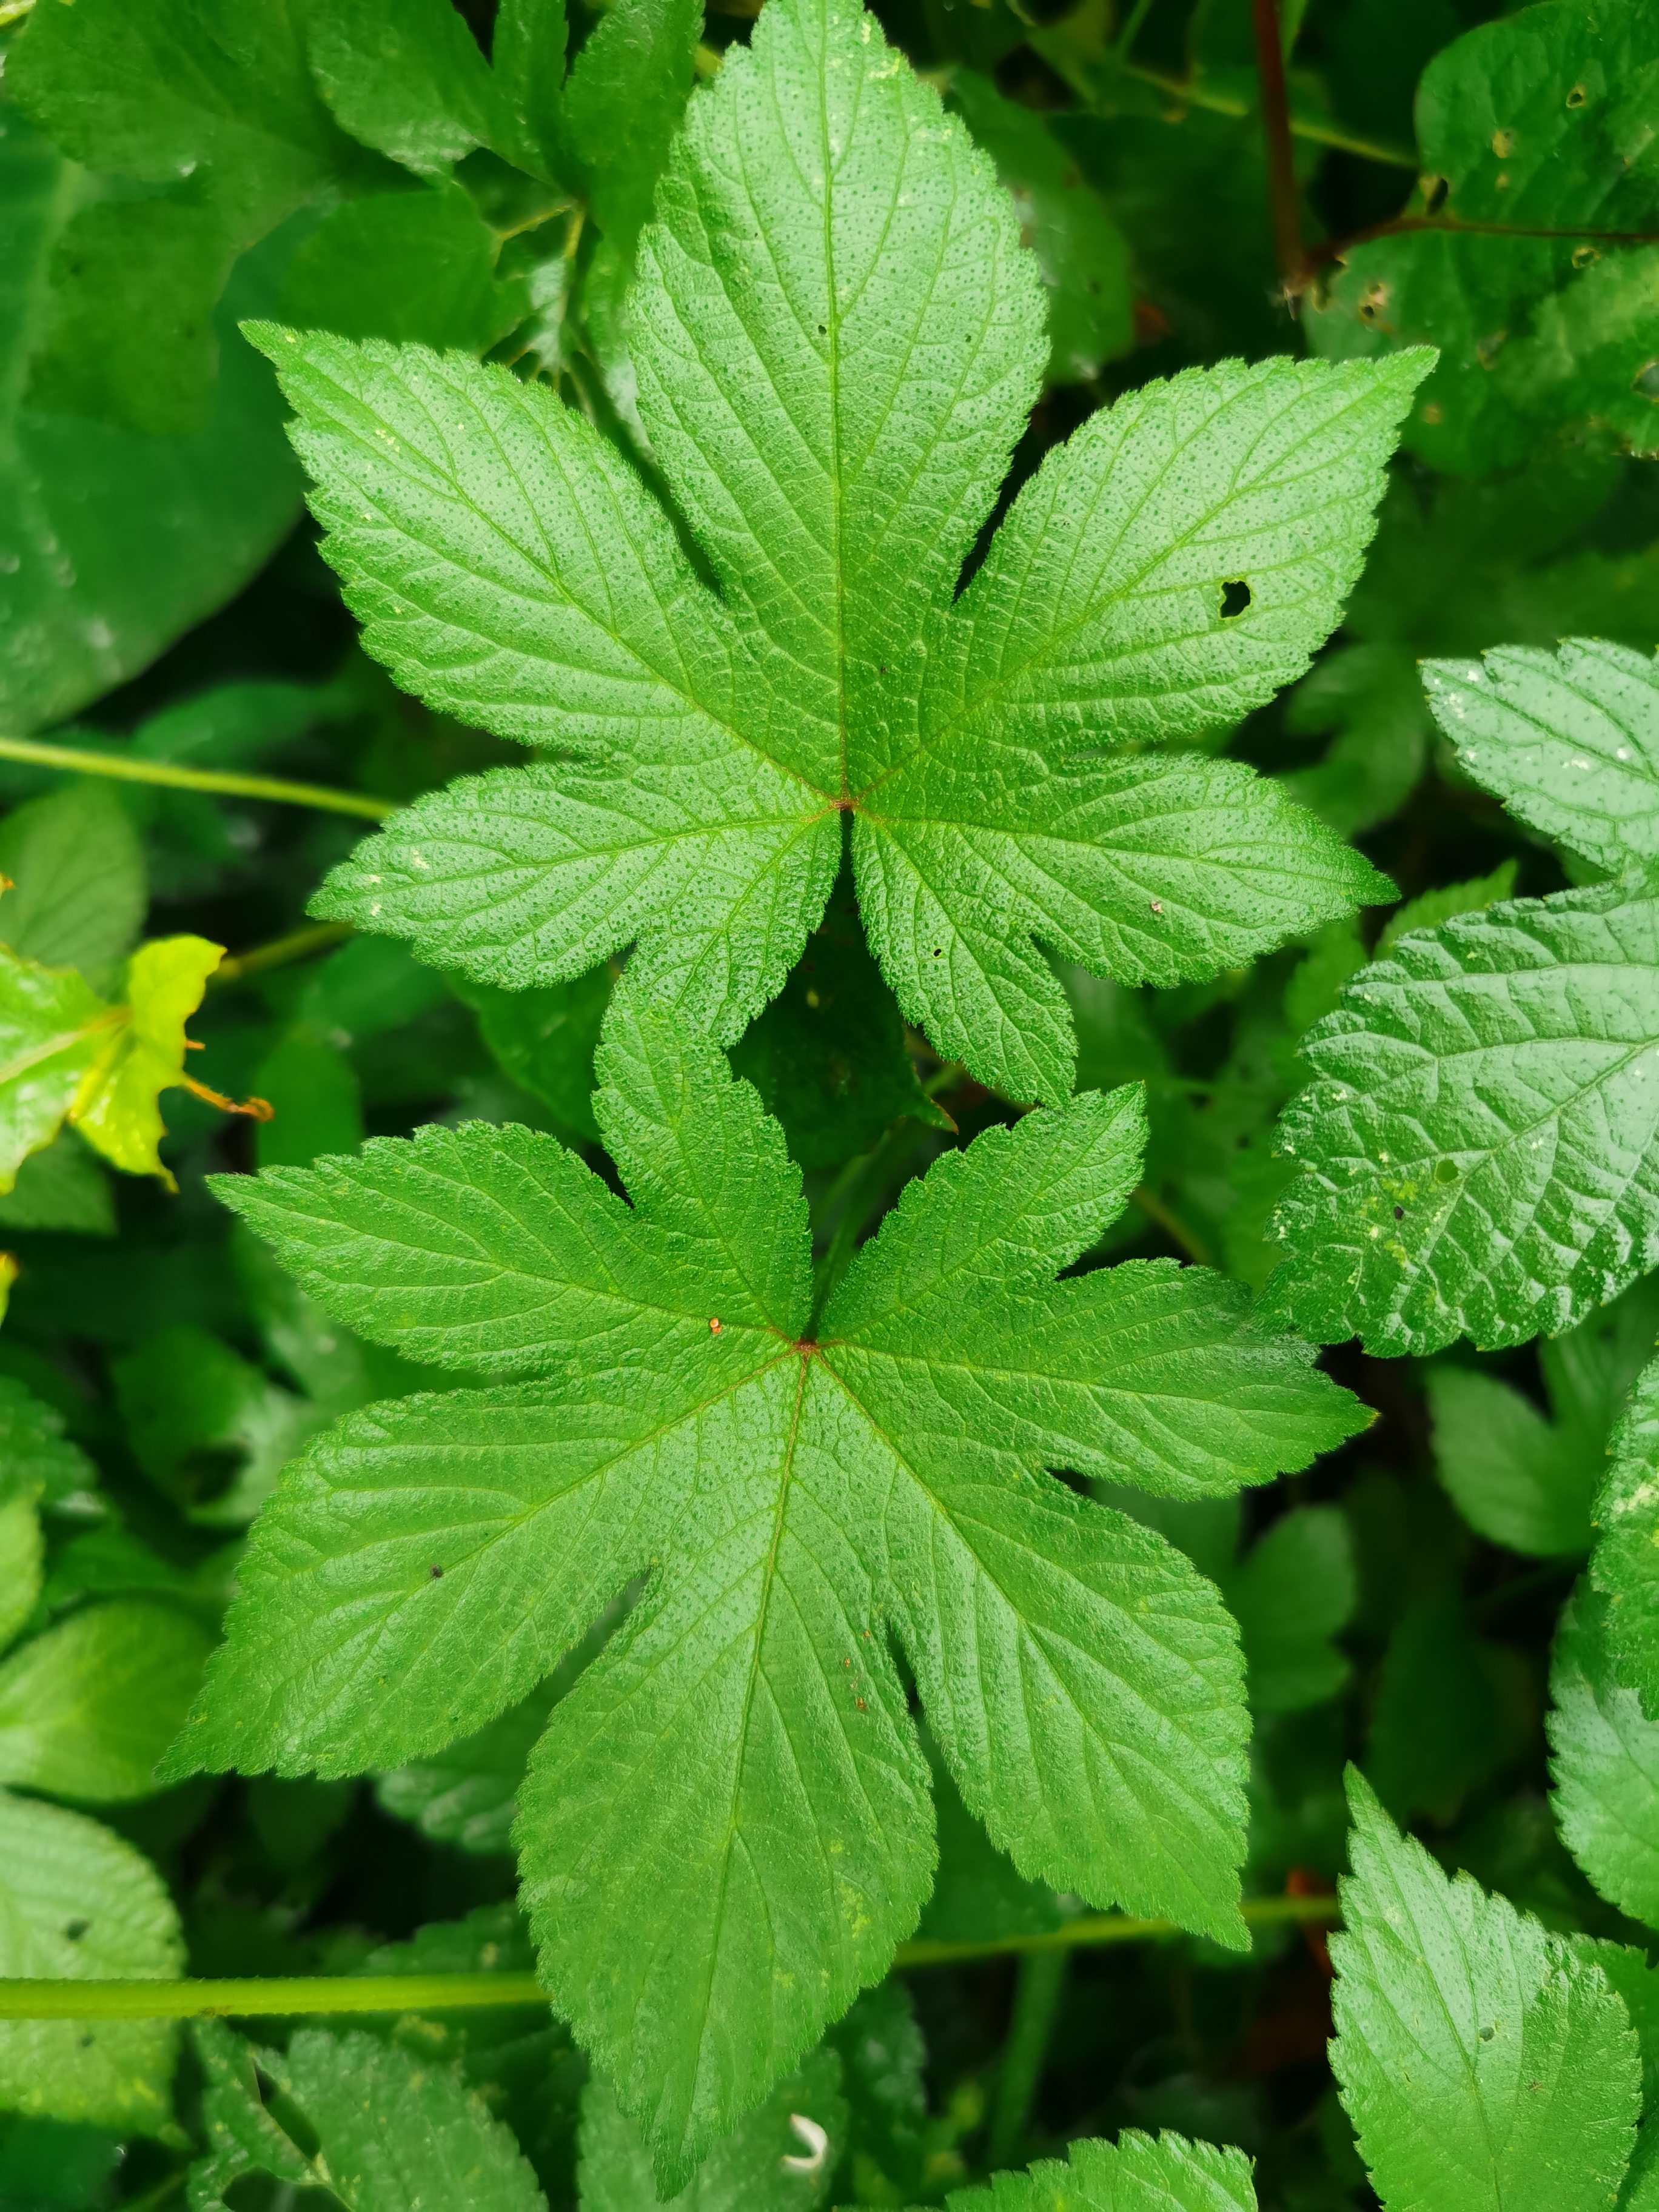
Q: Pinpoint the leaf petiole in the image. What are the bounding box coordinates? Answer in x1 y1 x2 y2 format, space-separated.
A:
0 736 394 821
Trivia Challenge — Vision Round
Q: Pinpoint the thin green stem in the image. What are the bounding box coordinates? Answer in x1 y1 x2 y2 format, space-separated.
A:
0 0 34 25
1034 33 1416 169
1110 0 1157 61
988 1949 1067 2168
210 922 355 989
0 1899 1340 2020
0 736 394 822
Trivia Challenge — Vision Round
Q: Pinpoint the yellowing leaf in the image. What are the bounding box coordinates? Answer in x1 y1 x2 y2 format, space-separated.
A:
0 949 121 1193
72 936 224 1188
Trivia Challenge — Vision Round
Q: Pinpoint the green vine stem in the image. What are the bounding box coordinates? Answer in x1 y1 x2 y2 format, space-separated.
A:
0 1898 1339 2020
0 735 394 822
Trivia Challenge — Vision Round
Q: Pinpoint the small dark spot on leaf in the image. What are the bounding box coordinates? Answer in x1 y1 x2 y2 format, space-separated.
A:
817 323 827 334
1479 2023 1496 2041
429 1564 443 1579
79 2034 94 2050
63 1919 89 1942
932 947 943 957
1393 1205 1404 1220
1220 579 1251 618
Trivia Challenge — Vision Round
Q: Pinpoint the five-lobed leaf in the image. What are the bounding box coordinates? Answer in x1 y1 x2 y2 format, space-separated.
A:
260 0 1419 1104
175 1004 1363 2187
1331 1767 1641 2212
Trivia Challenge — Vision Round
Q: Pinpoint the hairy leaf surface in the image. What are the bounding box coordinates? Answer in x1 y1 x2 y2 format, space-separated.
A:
176 1007 1362 2184
1423 640 1659 877
943 2129 1256 2211
1267 882 1659 1355
1549 1586 1659 1930
1331 1768 1640 2212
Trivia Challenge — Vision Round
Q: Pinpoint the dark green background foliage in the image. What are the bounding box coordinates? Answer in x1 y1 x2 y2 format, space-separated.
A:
4 0 1659 2206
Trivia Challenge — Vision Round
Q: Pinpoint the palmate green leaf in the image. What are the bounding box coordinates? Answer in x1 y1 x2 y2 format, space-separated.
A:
189 2020 547 2212
1265 879 1659 1356
1304 0 1659 476
1549 1584 1659 1930
260 0 1417 1106
942 2130 1256 2211
0 1792 183 2134
1423 640 1659 879
173 1005 1362 2185
579 2049 845 2211
1591 1351 1659 1715
1331 1768 1641 2212
0 1601 212 1805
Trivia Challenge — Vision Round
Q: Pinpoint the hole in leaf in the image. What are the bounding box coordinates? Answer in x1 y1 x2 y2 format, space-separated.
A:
1566 82 1587 107
1220 579 1251 618
1421 174 1449 216
1634 360 1659 402
1434 1158 1460 1185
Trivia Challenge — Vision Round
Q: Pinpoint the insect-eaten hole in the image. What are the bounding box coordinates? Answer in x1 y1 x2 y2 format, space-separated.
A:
1421 173 1450 216
1633 359 1659 403
1219 578 1252 618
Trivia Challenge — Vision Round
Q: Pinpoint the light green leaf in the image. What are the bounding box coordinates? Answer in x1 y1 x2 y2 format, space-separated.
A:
1549 1584 1659 1929
1331 1767 1640 2212
0 1792 183 2134
0 1496 42 1654
0 96 300 733
189 2021 547 2212
0 1601 211 1804
1592 1352 1659 1715
179 1007 1363 2184
0 950 118 1195
946 72 1132 386
1424 640 1659 879
281 184 528 353
261 0 1414 1102
0 786 146 979
1266 881 1659 1356
942 2130 1257 2211
303 0 507 175
1220 1505 1355 1715
71 934 224 1186
579 2048 845 2211
1304 0 1659 474
1428 1366 1599 1556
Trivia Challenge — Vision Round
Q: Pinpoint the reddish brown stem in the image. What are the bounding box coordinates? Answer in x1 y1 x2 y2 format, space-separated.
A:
1251 0 1303 289
1304 208 1659 275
